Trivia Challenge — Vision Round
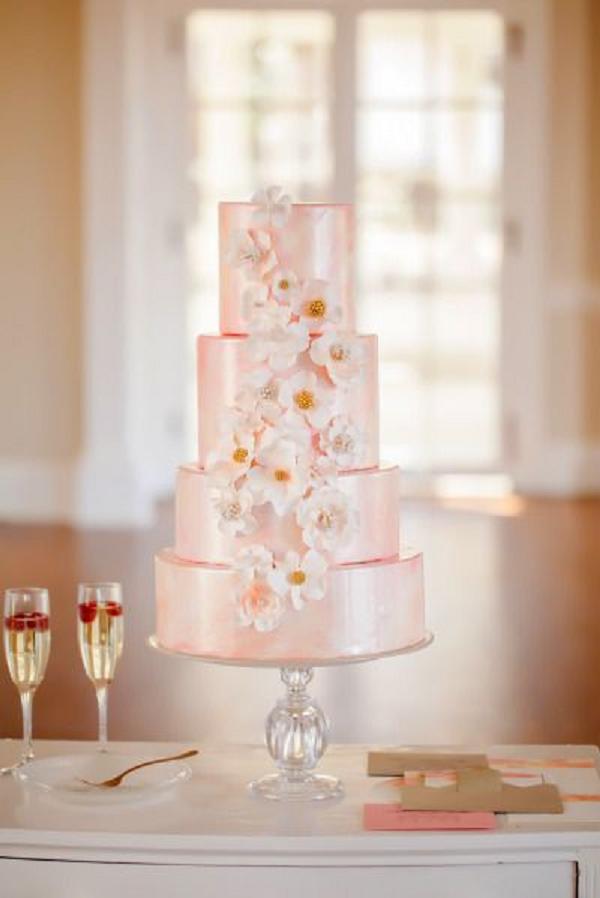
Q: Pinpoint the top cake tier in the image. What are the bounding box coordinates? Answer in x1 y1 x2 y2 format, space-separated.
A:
219 202 355 335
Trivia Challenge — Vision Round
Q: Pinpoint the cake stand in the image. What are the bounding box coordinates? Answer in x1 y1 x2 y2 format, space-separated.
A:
148 632 433 801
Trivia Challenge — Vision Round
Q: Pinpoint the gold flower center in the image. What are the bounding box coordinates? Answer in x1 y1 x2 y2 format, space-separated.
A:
330 343 347 362
279 278 289 291
306 298 326 318
317 510 334 529
232 447 249 464
223 502 241 520
294 389 315 410
288 570 306 586
260 383 277 401
273 468 291 482
333 434 352 453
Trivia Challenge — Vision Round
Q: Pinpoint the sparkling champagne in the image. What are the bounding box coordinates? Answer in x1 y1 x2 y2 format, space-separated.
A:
4 612 51 692
78 601 124 687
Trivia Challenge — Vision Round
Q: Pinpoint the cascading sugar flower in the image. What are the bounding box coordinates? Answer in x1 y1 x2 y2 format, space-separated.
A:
251 186 292 229
270 267 300 305
279 370 337 430
235 368 283 426
265 408 312 456
241 282 292 330
320 415 365 469
234 545 274 583
218 184 366 632
277 549 328 610
292 279 341 328
309 331 365 387
247 320 309 372
246 437 310 516
225 229 277 279
213 485 257 537
296 486 358 553
206 427 255 487
234 545 285 632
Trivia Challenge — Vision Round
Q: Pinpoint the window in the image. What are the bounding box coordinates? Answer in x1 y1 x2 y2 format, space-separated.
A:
185 7 504 475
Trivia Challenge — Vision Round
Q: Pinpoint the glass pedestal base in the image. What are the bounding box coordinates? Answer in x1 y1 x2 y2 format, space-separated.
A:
250 772 343 802
251 667 342 802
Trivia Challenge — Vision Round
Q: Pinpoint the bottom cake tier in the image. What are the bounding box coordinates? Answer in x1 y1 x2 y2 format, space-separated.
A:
155 549 425 664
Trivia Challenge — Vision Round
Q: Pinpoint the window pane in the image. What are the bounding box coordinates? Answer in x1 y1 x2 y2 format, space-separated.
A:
358 13 428 102
358 11 504 471
434 12 503 102
185 11 334 456
188 12 333 103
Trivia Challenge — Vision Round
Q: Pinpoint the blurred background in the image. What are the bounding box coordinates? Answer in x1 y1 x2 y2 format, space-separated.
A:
0 0 599 748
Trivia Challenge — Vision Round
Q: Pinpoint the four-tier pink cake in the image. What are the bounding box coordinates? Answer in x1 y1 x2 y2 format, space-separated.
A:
155 187 425 664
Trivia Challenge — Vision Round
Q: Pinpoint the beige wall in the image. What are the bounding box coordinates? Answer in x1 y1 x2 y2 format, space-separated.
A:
0 0 81 459
547 0 600 444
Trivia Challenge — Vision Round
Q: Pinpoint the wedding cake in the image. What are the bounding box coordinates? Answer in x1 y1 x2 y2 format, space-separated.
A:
155 187 425 664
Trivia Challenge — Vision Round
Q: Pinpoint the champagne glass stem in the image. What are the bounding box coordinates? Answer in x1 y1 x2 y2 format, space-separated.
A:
96 685 109 752
20 689 34 762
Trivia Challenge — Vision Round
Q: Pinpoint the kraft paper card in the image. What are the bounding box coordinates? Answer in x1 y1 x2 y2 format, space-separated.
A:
367 751 489 777
400 767 563 814
363 804 496 831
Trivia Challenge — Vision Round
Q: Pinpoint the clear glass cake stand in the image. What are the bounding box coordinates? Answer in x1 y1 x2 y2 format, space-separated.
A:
148 633 433 802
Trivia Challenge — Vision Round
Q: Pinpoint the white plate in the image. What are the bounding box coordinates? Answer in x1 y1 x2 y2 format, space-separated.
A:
15 752 192 805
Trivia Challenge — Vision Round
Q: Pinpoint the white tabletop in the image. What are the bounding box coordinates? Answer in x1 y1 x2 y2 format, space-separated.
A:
2 741 600 865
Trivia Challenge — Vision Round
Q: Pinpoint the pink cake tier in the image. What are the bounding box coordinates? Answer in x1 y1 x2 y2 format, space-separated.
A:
197 334 379 469
175 463 399 566
220 202 354 335
155 549 425 664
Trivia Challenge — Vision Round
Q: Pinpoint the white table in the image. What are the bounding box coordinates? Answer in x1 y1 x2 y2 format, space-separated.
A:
2 741 600 897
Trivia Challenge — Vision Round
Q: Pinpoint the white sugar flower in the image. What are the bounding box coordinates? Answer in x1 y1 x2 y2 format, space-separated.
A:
235 369 283 426
236 577 285 632
277 549 328 611
270 268 301 305
234 544 274 583
242 284 290 329
320 415 365 469
251 185 292 229
246 438 309 516
292 279 341 328
279 370 336 430
224 228 277 279
218 406 262 439
213 485 257 537
247 320 309 372
309 454 338 488
207 428 255 487
234 544 285 631
309 331 365 387
261 408 312 456
296 486 359 553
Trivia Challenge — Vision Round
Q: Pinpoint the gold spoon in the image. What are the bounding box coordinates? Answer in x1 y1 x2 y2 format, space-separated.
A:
80 748 199 788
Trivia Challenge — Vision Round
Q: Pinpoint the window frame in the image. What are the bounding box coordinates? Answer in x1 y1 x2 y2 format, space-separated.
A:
81 0 550 521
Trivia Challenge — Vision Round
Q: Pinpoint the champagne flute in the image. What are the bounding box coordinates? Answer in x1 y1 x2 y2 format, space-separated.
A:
77 582 124 752
3 587 51 769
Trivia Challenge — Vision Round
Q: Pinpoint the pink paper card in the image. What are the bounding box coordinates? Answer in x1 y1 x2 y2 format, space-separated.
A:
363 804 496 832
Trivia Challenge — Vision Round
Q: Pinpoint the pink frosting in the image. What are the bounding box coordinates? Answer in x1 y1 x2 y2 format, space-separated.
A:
197 334 379 468
220 203 355 335
155 549 425 664
175 463 400 566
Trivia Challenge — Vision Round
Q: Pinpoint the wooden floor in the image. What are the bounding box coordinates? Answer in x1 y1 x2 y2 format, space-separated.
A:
1 496 600 748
